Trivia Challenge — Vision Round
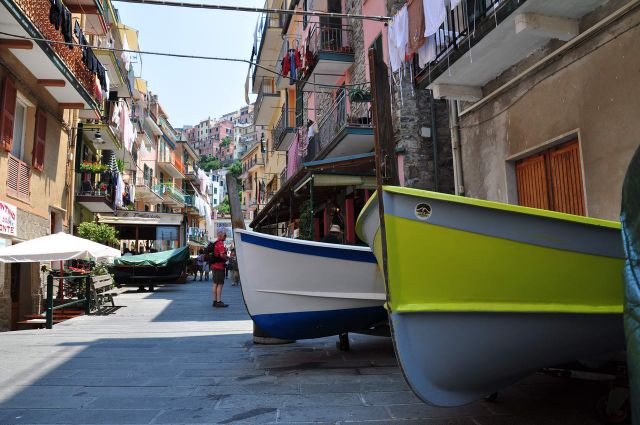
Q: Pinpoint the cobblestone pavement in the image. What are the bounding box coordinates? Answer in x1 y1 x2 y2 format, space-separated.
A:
0 278 611 424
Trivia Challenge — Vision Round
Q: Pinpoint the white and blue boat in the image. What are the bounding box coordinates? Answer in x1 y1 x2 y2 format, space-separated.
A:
234 229 387 340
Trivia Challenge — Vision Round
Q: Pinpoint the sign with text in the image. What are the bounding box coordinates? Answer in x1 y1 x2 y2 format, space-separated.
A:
0 201 17 237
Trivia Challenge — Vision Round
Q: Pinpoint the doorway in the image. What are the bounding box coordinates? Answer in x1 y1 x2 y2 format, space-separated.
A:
10 263 20 330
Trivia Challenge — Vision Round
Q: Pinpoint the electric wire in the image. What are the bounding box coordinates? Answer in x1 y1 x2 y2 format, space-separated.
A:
0 31 371 91
111 0 392 22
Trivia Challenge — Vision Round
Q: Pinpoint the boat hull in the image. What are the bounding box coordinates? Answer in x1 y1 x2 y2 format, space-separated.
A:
234 229 386 340
357 187 625 406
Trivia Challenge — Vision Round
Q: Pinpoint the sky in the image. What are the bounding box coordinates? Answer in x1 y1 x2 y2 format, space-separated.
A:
114 0 264 128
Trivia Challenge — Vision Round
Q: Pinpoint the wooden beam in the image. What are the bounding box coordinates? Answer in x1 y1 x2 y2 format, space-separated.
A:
58 103 85 110
0 39 33 50
67 5 99 14
37 79 66 87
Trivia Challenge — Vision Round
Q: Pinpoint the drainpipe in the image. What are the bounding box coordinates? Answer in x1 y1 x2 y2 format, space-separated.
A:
448 100 465 196
429 92 439 192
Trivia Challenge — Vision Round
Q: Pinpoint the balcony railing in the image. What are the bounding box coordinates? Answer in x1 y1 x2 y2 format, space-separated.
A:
188 227 207 244
153 183 186 204
158 151 185 175
307 23 354 59
243 154 265 173
273 105 296 149
415 0 503 77
13 0 98 103
317 90 371 154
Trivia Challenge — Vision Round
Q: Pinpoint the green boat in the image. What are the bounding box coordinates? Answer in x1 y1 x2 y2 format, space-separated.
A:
356 186 625 407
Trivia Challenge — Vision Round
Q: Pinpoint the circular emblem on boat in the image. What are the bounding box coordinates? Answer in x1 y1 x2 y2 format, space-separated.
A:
415 203 432 220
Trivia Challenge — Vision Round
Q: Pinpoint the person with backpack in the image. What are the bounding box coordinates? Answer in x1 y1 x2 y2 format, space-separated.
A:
211 231 229 307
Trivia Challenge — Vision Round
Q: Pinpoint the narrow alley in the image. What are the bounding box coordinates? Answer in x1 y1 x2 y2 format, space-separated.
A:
0 280 610 424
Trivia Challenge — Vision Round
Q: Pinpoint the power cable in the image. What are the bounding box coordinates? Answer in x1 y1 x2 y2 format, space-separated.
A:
0 31 372 90
111 0 392 22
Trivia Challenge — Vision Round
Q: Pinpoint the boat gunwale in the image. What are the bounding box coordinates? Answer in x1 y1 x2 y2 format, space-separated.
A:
234 228 374 253
355 187 621 241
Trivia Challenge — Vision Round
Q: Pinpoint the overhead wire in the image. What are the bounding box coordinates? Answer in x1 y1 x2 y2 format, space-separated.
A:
0 31 372 91
111 0 392 22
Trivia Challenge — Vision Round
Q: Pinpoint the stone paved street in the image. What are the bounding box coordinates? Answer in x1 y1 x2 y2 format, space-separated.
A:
0 279 611 424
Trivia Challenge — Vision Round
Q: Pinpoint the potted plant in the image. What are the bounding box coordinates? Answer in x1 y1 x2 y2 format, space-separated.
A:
349 87 371 103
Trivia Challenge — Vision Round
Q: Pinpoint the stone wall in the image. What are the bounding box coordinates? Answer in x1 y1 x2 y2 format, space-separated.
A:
386 0 454 193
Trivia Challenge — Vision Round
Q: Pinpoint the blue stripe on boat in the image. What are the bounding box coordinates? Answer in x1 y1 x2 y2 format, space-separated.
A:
253 306 388 340
239 232 378 264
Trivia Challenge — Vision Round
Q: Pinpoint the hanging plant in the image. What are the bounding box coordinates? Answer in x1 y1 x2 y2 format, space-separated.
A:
116 159 125 173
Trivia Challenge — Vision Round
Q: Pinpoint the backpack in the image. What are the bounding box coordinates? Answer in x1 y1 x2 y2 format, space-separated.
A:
211 240 225 264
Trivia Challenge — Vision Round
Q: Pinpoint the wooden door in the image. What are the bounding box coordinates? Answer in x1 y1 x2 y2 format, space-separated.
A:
515 139 585 215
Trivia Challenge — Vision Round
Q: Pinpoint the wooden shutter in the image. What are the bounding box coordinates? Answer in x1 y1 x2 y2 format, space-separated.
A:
0 77 17 152
516 153 549 210
32 110 47 171
548 139 585 215
7 154 30 202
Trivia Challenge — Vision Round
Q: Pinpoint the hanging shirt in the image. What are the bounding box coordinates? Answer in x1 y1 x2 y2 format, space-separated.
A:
114 173 124 208
407 0 426 56
450 0 462 9
424 0 446 37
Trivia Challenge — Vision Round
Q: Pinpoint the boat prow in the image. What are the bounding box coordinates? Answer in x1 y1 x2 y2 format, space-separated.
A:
357 186 625 406
234 229 387 341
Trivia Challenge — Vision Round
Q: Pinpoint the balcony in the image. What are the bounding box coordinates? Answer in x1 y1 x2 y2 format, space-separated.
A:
157 152 185 179
184 161 199 181
251 2 286 93
82 122 121 151
273 105 296 151
244 154 265 174
254 77 280 126
153 183 186 208
303 23 354 91
188 227 207 245
315 91 374 160
75 172 115 213
94 48 131 98
135 175 162 203
64 0 107 36
416 0 608 98
275 40 291 90
0 0 99 110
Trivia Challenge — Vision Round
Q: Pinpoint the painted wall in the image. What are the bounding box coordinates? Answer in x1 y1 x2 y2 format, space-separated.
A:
458 7 640 221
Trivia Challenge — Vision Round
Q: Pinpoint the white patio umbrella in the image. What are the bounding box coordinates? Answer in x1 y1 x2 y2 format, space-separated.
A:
0 232 120 263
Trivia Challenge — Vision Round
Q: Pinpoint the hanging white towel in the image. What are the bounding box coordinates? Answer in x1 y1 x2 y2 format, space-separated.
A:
387 19 401 72
424 0 446 37
395 5 409 61
418 35 437 67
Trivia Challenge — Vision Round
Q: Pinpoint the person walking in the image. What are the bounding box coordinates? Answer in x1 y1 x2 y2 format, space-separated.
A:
195 249 205 281
211 231 229 307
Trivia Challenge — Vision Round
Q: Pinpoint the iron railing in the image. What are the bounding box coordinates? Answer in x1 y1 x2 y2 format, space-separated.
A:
153 183 186 204
307 22 354 59
255 77 278 118
273 105 296 149
316 90 372 155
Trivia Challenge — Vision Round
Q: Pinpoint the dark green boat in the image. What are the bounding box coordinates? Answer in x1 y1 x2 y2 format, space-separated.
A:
110 247 190 286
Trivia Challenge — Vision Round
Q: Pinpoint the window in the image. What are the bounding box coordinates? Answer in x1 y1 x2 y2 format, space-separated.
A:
11 99 26 160
515 139 585 216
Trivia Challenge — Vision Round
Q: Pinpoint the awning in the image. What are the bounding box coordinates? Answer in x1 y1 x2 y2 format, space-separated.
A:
98 211 183 226
0 232 120 262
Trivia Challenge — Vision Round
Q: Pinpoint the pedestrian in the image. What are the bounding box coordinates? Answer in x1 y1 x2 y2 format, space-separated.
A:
195 249 205 281
211 231 229 307
322 224 343 244
229 248 240 286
